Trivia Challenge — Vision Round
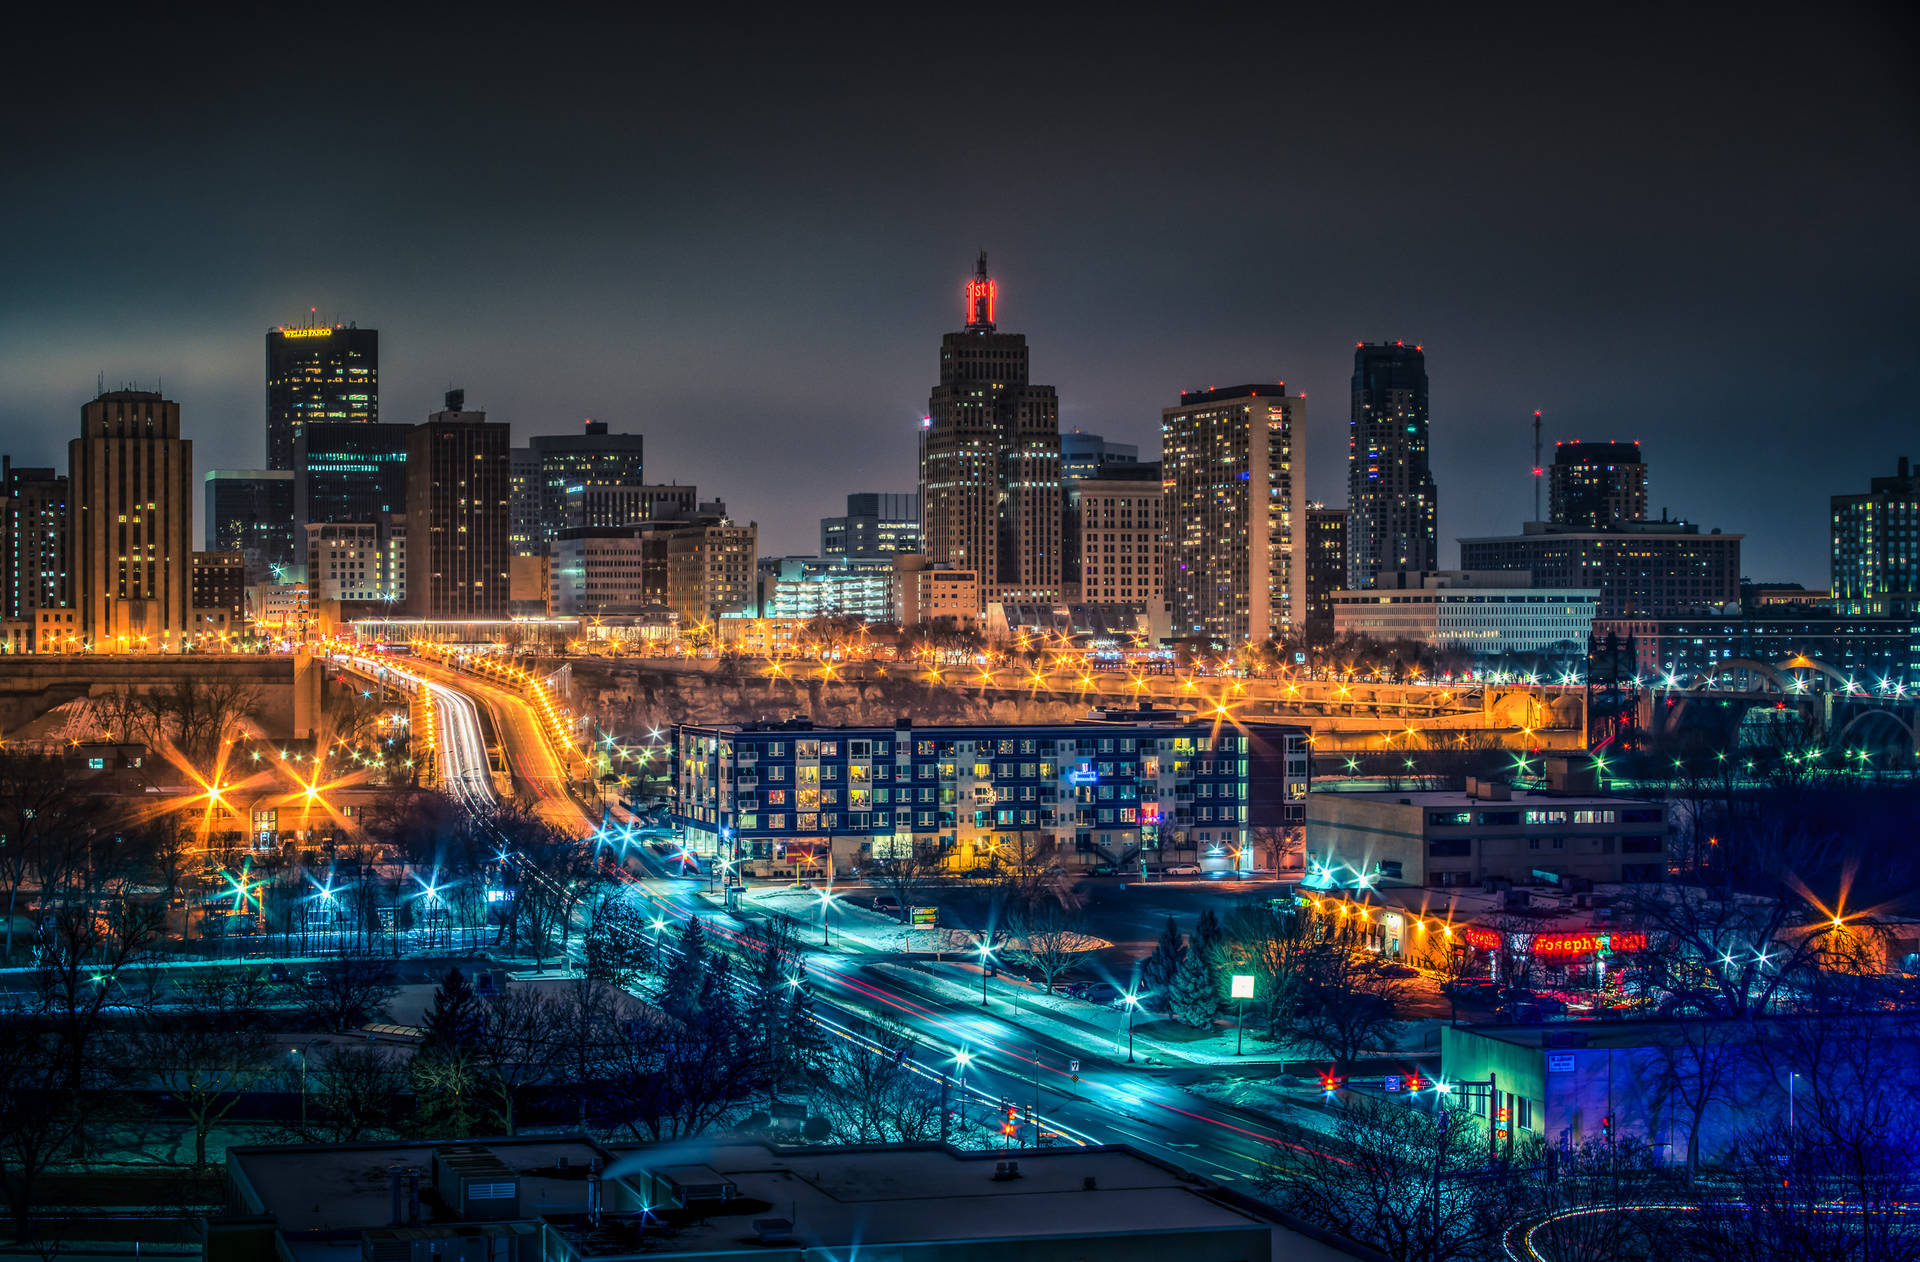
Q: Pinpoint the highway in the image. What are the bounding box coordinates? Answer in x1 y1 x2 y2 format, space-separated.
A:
333 652 498 813
403 655 591 835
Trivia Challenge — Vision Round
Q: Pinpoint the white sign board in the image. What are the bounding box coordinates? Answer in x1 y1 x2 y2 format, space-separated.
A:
1230 974 1255 1000
1546 1053 1576 1073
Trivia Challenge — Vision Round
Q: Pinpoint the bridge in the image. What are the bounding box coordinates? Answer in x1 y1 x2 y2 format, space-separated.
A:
0 654 323 740
1648 656 1918 756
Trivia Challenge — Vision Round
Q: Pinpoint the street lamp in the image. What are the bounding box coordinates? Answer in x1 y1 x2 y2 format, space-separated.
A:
1790 1070 1800 1138
978 940 996 1006
1122 990 1139 1062
1231 974 1254 1056
817 881 836 947
290 1040 322 1131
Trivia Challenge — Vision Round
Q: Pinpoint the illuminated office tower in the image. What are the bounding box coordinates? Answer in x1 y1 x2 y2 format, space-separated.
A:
404 390 510 618
69 391 194 652
1347 342 1436 589
266 323 378 470
2 459 69 621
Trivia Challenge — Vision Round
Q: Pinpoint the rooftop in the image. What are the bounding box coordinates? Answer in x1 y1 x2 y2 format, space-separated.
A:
1311 786 1658 809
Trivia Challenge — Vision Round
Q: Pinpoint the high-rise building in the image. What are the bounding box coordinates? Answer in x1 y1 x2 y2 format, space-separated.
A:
204 469 296 582
2 459 68 622
1303 504 1349 644
1460 517 1741 619
821 492 920 559
1062 473 1164 606
404 390 510 618
1549 441 1647 529
1832 456 1920 613
527 420 645 549
295 422 411 533
919 253 1061 604
562 483 702 531
663 517 757 627
265 324 378 471
69 391 194 652
1347 342 1436 588
509 447 543 556
1060 432 1140 481
1162 384 1305 645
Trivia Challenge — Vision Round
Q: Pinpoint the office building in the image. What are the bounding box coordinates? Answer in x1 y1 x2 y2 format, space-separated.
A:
510 446 543 556
1330 571 1598 662
1060 431 1141 481
1595 609 1918 688
1347 342 1437 588
1303 504 1349 644
191 551 247 617
1549 441 1647 529
1162 383 1305 645
295 422 411 533
265 324 377 471
1832 456 1920 612
404 390 510 619
549 528 659 617
821 491 920 559
673 709 1309 878
68 391 194 653
892 555 979 628
662 517 756 627
204 469 295 582
2 459 68 622
305 521 405 604
919 252 1061 603
528 419 645 547
1460 517 1741 619
561 482 701 532
754 555 897 622
1062 472 1164 606
1306 767 1669 890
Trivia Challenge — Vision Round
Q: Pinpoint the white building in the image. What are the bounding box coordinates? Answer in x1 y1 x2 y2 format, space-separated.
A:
1331 570 1597 658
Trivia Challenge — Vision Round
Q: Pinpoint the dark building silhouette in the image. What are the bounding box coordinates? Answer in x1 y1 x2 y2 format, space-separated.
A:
1347 342 1436 588
1832 456 1920 613
265 324 378 470
919 253 1061 603
204 469 295 582
405 390 510 618
822 492 920 559
1304 504 1349 644
296 422 412 532
1548 441 1647 529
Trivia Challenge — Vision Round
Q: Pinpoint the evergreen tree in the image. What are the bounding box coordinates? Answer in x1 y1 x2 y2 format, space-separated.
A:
1194 906 1227 998
699 953 739 1043
660 916 709 1022
420 967 485 1052
784 973 832 1089
1140 916 1188 1007
1168 944 1220 1029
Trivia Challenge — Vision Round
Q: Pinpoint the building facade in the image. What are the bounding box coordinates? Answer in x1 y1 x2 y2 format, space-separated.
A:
755 555 896 622
1549 441 1647 529
1060 431 1141 481
1460 519 1741 619
821 492 920 559
404 391 510 619
1162 384 1305 645
892 555 979 627
673 711 1310 878
191 551 247 618
529 419 646 548
305 521 405 604
662 518 756 627
295 422 411 536
1832 456 1919 612
69 391 194 652
509 447 543 557
266 324 377 471
1063 473 1164 606
561 482 700 532
919 253 1061 604
2 459 68 622
204 469 296 582
549 528 658 617
1331 571 1598 661
1347 341 1437 589
1595 610 1919 688
1303 504 1349 645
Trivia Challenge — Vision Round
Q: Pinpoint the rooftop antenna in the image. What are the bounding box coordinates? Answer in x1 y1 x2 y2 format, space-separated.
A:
1532 410 1543 522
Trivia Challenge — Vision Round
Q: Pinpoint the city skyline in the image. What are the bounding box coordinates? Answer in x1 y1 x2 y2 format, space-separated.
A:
2 11 1915 588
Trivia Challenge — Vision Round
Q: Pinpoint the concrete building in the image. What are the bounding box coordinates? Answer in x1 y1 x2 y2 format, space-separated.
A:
821 491 919 559
205 469 296 582
1060 430 1141 480
295 421 411 539
1162 383 1305 645
405 391 511 619
662 518 756 627
1062 469 1163 608
529 419 646 547
305 521 404 604
755 555 896 622
892 554 979 628
1305 768 1668 890
1832 455 1919 613
550 528 657 617
674 708 1309 878
919 253 1061 604
1347 342 1437 588
1596 610 1919 688
510 446 543 556
1330 571 1598 661
1459 517 1741 620
1303 504 1349 645
192 551 247 618
1 459 68 623
69 390 194 653
266 323 377 471
561 482 700 532
1549 440 1647 529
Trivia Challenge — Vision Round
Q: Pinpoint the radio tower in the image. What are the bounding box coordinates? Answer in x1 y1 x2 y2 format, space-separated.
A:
1532 410 1544 522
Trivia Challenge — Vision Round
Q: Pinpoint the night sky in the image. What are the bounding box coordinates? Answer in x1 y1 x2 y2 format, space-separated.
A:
3 8 1914 586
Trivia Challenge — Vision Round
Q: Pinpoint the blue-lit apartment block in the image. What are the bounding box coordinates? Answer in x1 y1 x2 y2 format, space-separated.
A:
672 706 1309 878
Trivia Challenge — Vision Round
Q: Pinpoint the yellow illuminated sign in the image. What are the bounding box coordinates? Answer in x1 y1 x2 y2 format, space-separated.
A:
278 328 334 339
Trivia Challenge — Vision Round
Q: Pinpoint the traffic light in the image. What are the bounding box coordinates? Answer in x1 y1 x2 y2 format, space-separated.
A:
1601 1115 1612 1139
1319 1072 1345 1093
1405 1070 1425 1092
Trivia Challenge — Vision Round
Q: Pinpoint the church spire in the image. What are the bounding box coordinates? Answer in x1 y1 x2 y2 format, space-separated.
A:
965 250 996 331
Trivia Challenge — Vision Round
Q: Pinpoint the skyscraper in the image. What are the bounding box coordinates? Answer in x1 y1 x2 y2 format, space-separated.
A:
509 447 543 556
1549 441 1647 529
528 420 645 549
295 422 412 531
2 459 68 622
1303 504 1349 645
1060 432 1140 481
919 253 1061 603
1347 342 1436 589
821 492 920 559
265 324 378 470
69 391 194 652
1832 456 1920 613
204 469 296 581
405 390 510 618
1162 384 1305 645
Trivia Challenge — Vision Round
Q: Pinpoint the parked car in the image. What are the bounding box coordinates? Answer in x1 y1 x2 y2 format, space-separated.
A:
1162 863 1203 877
963 867 1000 880
1443 979 1499 1001
872 896 902 916
1377 963 1420 979
1088 863 1118 877
1065 981 1123 1006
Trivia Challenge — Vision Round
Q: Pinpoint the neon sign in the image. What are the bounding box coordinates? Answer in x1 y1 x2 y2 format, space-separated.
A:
966 275 996 327
1459 926 1501 951
1068 768 1099 785
277 328 334 339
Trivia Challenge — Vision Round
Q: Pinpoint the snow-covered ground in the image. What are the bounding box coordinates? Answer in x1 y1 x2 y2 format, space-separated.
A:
735 887 1109 956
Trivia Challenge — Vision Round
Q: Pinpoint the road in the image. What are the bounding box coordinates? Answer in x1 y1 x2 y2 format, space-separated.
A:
334 653 497 815
404 656 591 835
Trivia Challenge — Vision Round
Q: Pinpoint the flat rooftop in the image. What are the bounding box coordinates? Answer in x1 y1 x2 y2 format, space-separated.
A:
1311 787 1659 809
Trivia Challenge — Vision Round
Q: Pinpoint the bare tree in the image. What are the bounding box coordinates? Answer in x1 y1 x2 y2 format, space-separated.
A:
861 839 943 921
303 1044 407 1143
1294 949 1407 1066
1007 901 1087 994
1649 1020 1745 1181
477 985 561 1136
814 1029 942 1144
298 956 398 1032
142 1014 273 1167
1247 824 1302 874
